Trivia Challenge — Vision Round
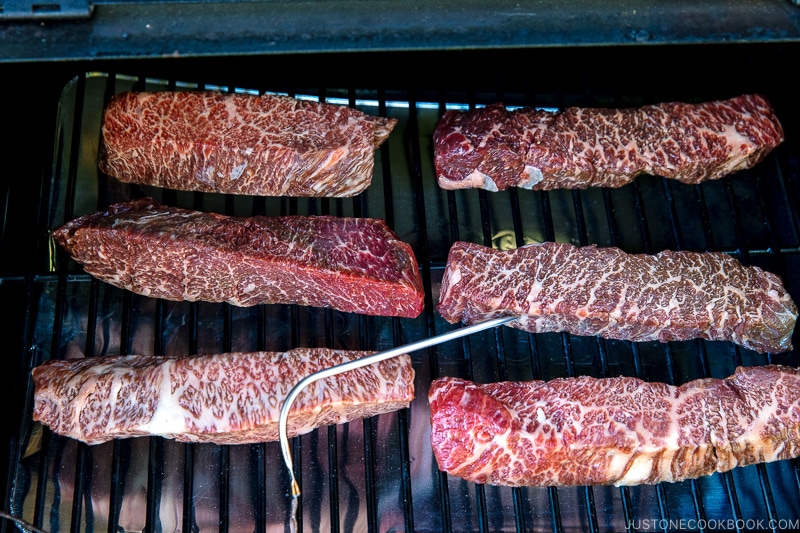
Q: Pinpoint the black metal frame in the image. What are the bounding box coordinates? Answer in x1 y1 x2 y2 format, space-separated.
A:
2 0 800 61
3 44 800 532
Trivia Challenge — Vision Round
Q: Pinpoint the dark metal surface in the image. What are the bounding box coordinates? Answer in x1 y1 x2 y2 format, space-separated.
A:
0 0 92 21
1 0 800 61
2 44 800 532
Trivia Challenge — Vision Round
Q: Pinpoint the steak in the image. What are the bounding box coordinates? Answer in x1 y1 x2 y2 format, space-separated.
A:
32 348 414 445
429 365 800 487
100 91 397 197
434 94 784 191
437 241 796 353
53 198 424 317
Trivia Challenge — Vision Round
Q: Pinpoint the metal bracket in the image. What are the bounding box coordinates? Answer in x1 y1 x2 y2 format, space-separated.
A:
0 0 92 20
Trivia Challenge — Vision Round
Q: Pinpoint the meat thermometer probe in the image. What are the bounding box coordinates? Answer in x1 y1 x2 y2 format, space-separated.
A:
278 314 519 513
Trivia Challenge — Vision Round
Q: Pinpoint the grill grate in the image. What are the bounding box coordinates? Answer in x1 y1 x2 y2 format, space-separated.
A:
5 60 800 532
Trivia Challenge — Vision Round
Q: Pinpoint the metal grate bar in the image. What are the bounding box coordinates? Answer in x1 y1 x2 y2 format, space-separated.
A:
444 156 489 531
628 178 671 533
252 301 269 533
73 279 100 533
494 319 525 532
508 188 526 249
62 74 85 223
45 110 66 236
569 184 599 533
505 153 530 533
571 190 588 247
632 182 653 255
619 489 635 533
348 87 365 221
466 338 490 532
95 73 117 209
325 341 342 532
755 172 789 276
108 261 135 533
477 189 494 250
39 70 85 533
144 268 170 533
601 188 621 250
7 280 37 530
66 165 101 533
181 442 196 532
447 94 491 533
396 407 415 533
661 180 683 250
362 366 381 528
377 87 415 533
723 179 749 262
720 172 783 530
378 87 395 230
68 445 88 533
693 185 716 252
521 331 559 533
539 191 556 243
535 188 564 533
757 464 780 533
312 118 344 528
439 113 478 533
597 169 638 533
278 145 305 529
723 471 746 533
106 438 127 533
771 152 800 247
456 286 489 532
794 461 800 518
408 89 452 531
145 438 165 533
663 179 710 532
559 335 575 379
216 299 234 532
182 300 201 533
103 91 130 533
217 442 230 533
549 485 565 533
289 338 304 531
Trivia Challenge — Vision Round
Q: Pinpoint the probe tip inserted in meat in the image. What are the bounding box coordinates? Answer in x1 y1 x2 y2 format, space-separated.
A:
278 314 520 501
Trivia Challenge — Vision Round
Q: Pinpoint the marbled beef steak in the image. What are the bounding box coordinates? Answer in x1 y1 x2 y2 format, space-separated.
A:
33 348 414 445
53 198 425 317
100 91 397 197
434 94 784 191
437 241 796 353
429 365 800 486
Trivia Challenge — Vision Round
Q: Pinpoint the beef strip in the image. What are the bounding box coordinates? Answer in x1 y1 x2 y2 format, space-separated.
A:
33 348 414 445
437 241 796 353
52 198 424 318
100 91 397 197
434 94 784 191
429 365 800 486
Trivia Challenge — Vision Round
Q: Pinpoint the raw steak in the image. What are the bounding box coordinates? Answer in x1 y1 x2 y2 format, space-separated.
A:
53 198 424 317
100 91 397 197
434 94 784 191
33 348 414 445
429 365 800 486
437 241 796 353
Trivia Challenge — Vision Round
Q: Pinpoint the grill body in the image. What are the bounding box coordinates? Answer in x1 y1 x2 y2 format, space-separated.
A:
2 43 800 533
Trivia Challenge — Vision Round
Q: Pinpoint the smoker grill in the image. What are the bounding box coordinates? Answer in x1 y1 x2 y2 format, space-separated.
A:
2 24 800 533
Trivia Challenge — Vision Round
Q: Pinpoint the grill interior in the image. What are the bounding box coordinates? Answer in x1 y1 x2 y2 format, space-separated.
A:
2 45 800 532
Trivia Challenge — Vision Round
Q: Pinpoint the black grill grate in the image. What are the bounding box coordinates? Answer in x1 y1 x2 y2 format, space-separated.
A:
4 57 800 532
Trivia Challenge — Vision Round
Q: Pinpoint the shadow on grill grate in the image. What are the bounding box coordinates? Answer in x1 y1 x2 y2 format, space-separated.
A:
5 63 800 533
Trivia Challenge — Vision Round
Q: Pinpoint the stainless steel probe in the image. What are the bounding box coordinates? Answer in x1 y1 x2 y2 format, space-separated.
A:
278 314 519 501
